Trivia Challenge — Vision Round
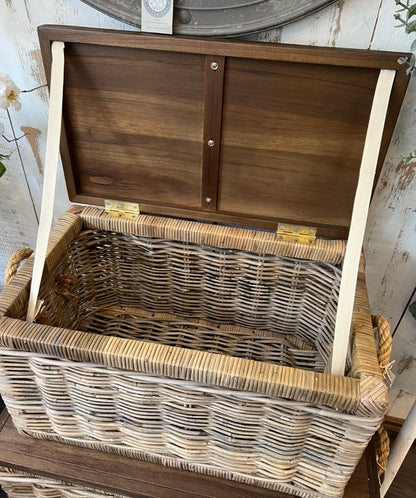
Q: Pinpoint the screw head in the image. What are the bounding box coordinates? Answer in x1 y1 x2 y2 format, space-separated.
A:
205 197 212 204
207 139 215 147
210 62 219 71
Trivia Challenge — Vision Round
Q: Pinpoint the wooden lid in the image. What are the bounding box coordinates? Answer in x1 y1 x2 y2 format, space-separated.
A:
39 25 410 239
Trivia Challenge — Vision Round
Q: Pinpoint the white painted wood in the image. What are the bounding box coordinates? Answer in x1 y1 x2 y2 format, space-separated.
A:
279 0 382 48
380 400 416 497
365 1 416 328
388 389 416 421
0 0 135 291
364 77 416 331
330 69 395 375
390 309 416 396
363 3 416 421
27 41 65 323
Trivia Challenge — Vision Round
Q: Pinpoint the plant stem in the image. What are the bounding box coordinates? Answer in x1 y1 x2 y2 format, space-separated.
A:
21 84 47 93
2 133 27 143
6 109 39 224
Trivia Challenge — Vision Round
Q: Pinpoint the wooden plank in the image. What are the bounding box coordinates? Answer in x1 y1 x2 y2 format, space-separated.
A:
38 24 408 69
27 41 65 323
0 414 374 498
60 43 205 209
218 57 379 231
201 55 225 211
280 0 382 49
366 436 381 498
330 69 395 375
37 27 409 237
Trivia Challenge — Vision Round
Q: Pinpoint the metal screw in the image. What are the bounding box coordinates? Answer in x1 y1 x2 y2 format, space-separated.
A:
207 139 215 147
119 203 124 208
205 197 212 204
280 225 285 230
309 229 314 234
210 62 219 71
295 226 299 231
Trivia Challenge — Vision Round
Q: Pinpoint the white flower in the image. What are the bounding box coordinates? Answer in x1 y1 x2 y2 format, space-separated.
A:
0 121 4 136
0 73 21 111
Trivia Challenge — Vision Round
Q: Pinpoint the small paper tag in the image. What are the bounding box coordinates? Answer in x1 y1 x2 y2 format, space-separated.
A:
141 0 174 35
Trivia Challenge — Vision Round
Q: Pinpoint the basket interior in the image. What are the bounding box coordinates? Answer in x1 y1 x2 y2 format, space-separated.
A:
32 227 342 373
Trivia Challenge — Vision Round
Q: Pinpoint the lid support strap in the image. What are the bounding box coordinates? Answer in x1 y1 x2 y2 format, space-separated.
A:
330 69 396 375
27 41 65 323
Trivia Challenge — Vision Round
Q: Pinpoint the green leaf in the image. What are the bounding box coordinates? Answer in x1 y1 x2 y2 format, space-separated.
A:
0 162 6 178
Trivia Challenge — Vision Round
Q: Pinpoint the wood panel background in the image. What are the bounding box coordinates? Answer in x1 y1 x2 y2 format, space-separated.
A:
0 0 415 419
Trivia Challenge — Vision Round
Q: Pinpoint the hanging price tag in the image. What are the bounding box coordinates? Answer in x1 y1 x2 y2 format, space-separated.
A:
141 0 174 35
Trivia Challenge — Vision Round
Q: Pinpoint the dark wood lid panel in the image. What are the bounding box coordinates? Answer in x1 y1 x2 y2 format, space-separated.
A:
63 43 205 208
218 58 379 228
38 26 410 237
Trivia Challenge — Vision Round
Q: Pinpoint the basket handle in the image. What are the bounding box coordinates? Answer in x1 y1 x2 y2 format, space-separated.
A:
371 314 392 483
376 425 390 484
4 248 34 286
372 314 392 368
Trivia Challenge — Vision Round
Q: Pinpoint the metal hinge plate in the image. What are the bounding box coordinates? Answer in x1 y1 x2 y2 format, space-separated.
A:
276 223 317 245
104 200 140 220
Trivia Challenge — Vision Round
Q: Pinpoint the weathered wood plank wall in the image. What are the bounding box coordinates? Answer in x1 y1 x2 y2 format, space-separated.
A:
0 0 415 418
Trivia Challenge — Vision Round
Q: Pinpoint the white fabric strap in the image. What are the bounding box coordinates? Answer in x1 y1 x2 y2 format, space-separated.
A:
330 69 396 375
27 41 65 323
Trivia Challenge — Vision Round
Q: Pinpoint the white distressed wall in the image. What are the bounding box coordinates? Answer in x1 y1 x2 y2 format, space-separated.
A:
0 0 415 418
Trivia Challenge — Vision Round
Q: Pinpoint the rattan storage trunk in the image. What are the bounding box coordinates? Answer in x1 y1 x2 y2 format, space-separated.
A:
0 26 410 498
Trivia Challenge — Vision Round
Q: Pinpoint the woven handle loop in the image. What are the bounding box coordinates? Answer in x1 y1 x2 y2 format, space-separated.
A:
372 314 392 368
376 425 390 483
371 315 392 483
4 248 33 286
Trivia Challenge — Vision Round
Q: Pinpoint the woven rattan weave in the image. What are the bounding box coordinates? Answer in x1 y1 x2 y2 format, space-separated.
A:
0 208 389 498
0 467 127 498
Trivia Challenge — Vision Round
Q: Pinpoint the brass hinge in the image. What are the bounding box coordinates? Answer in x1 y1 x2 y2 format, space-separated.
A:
104 200 140 220
276 223 317 245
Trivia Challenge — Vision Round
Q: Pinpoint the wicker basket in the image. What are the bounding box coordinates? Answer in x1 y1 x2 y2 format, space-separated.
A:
0 467 127 498
0 208 392 498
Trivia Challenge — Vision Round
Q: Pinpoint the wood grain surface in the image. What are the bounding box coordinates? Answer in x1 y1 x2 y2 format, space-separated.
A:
0 413 377 498
38 25 410 238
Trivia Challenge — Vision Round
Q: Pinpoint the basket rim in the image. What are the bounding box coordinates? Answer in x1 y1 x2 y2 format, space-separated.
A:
0 208 384 416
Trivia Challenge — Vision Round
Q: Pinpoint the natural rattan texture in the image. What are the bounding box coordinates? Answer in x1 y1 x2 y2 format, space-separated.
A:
0 467 127 498
0 209 389 498
0 353 383 498
35 223 342 368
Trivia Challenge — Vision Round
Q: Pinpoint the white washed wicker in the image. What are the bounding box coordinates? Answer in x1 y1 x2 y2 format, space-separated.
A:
0 209 391 498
